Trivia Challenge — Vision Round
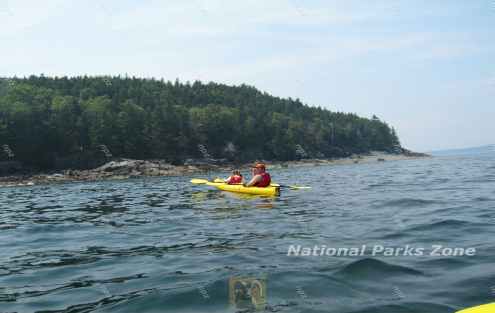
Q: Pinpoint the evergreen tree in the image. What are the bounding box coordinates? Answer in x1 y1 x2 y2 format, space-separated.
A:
0 76 401 169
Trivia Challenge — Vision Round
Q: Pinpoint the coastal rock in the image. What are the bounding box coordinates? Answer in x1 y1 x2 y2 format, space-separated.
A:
0 150 430 187
401 149 430 157
95 159 139 173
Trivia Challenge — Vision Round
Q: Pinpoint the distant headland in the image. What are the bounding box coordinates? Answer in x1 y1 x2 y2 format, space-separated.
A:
0 75 428 186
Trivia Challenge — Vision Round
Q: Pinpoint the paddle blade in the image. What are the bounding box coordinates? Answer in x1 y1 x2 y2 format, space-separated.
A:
271 183 311 190
289 185 311 190
190 178 209 184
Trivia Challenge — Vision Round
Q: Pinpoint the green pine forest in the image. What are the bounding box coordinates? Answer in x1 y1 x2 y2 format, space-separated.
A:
0 75 401 170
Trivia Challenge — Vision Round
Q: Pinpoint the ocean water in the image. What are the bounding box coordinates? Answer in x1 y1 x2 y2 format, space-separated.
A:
1 155 494 313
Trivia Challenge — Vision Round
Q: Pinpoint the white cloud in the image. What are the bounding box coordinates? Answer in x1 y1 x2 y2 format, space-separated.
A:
102 0 381 38
0 0 68 37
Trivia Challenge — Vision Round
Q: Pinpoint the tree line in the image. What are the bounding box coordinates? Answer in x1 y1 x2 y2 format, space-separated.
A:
0 75 400 170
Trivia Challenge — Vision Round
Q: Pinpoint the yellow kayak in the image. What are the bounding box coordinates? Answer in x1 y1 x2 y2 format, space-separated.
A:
208 180 280 196
457 303 495 313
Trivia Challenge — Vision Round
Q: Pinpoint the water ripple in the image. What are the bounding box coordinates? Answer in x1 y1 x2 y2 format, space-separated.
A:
1 155 494 312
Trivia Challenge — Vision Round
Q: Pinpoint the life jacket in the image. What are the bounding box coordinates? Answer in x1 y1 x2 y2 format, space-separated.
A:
254 172 271 187
228 175 242 184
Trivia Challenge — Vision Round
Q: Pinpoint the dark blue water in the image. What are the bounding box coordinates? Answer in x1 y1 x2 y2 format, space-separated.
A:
1 155 494 313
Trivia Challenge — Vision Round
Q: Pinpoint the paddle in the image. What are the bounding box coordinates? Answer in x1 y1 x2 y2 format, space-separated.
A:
191 178 311 190
190 178 210 184
456 303 495 313
270 183 311 190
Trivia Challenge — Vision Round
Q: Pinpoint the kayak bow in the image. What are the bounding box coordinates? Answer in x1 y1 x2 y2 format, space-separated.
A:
456 303 495 313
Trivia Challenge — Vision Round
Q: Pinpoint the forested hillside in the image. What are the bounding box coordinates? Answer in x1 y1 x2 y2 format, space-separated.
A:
0 76 400 170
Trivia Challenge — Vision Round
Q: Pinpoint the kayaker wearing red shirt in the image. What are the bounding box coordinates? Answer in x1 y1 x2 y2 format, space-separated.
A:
244 162 271 187
225 170 243 184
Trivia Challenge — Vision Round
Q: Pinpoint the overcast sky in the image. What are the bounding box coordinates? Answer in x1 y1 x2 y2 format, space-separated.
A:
1 0 494 152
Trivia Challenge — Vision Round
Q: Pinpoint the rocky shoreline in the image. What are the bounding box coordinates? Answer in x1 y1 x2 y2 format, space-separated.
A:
0 151 429 188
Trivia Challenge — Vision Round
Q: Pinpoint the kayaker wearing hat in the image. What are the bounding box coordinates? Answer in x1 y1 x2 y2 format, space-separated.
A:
244 162 271 187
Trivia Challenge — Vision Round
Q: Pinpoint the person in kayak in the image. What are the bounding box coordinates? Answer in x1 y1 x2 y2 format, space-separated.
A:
225 170 243 184
244 162 271 187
